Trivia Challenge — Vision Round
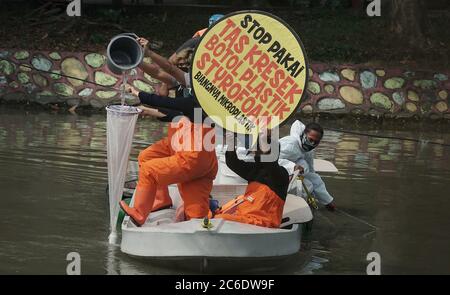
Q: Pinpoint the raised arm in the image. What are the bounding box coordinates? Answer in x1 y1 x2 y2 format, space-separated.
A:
147 50 187 86
138 62 178 87
224 133 259 182
225 149 256 182
137 37 187 87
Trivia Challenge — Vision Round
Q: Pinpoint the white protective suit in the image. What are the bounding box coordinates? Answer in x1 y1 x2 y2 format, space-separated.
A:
279 120 334 205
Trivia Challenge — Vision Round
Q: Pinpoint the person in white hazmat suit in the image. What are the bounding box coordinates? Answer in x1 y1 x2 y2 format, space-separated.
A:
279 120 336 211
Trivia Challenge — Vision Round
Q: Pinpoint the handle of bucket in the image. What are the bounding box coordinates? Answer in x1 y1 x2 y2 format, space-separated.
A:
121 32 160 51
125 32 161 50
122 32 145 64
121 32 139 39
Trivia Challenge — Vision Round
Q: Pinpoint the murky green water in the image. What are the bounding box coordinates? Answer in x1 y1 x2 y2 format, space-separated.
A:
1 105 449 274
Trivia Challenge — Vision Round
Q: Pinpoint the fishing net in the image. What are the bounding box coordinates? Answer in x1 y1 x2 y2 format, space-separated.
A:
106 105 141 244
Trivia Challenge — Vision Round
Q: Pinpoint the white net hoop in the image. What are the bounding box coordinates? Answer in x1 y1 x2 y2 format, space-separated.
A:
106 105 141 244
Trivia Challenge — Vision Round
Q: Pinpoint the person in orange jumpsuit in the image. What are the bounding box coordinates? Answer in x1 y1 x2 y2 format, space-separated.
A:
214 132 290 228
120 86 217 226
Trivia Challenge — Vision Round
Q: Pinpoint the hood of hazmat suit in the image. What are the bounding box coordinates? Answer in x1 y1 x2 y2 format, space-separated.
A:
279 120 316 174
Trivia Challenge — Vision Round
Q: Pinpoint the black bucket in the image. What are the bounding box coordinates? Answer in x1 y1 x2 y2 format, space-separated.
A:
106 33 144 75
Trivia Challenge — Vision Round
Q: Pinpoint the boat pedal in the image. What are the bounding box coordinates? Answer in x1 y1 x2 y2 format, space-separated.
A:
201 217 214 229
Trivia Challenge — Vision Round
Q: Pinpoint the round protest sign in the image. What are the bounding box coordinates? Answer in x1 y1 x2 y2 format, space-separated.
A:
191 11 308 136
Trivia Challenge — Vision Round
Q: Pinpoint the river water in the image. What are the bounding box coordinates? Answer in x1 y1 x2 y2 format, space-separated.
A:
0 105 449 274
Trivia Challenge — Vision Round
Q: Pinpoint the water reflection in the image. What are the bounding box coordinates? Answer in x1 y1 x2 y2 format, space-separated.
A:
0 106 449 274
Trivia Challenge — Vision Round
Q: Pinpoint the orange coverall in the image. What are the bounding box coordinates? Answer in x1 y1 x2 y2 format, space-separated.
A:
122 116 217 225
214 148 289 228
215 182 285 228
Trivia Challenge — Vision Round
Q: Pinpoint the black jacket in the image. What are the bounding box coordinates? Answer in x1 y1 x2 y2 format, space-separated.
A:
225 148 289 201
138 92 208 122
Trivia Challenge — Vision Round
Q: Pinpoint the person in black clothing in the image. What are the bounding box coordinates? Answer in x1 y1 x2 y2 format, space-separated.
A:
135 90 207 123
214 131 289 228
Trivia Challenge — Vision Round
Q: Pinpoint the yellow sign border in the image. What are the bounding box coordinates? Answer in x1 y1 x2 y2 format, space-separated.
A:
190 10 309 135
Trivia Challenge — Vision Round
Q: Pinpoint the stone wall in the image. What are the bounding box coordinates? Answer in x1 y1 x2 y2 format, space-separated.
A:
0 49 157 109
1 49 449 119
302 63 450 119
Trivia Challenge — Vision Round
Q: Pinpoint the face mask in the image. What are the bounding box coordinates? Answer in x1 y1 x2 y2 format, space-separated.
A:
300 132 318 152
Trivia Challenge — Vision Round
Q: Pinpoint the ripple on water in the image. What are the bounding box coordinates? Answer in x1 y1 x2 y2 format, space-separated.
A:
1 107 450 274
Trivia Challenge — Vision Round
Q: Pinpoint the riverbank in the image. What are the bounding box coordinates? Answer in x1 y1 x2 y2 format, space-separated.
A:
1 48 449 119
1 2 449 119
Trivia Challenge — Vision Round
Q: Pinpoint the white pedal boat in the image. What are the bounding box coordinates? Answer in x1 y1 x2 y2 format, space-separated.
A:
119 148 338 259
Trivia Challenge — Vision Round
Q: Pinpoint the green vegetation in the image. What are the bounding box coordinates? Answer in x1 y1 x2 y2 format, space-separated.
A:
1 3 448 69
